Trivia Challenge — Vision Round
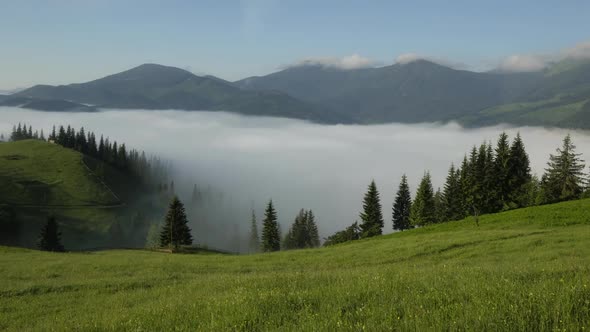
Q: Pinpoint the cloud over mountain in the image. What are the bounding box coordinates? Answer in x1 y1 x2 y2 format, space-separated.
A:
287 54 379 70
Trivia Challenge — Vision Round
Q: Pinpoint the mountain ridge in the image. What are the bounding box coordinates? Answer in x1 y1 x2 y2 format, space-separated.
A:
5 59 590 128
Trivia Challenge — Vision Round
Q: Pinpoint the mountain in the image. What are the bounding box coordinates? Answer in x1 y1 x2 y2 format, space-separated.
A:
14 64 340 123
461 59 590 128
0 96 96 112
237 59 590 127
236 60 543 123
9 60 590 128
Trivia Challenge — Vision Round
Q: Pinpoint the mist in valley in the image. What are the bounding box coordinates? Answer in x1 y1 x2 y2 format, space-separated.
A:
2 107 590 251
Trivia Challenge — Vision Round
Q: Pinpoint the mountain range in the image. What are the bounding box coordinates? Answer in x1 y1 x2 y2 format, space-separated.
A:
5 59 590 128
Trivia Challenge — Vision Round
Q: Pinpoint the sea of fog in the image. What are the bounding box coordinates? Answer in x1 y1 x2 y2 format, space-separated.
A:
2 107 590 240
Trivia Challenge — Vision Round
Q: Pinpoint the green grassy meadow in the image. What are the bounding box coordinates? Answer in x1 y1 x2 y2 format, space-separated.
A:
1 199 590 331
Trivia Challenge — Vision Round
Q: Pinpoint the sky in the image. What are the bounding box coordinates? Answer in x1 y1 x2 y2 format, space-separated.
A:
1 0 590 89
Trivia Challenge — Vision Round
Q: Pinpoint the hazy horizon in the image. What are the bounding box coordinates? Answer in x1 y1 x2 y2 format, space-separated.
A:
2 107 590 241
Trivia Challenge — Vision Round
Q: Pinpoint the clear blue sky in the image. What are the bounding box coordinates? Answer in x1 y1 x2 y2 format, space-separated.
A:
1 0 590 89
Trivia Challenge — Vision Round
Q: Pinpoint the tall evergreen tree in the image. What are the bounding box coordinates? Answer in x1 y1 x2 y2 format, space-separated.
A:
261 200 280 252
433 188 444 223
494 132 511 208
410 172 436 226
442 164 463 221
458 155 471 218
507 133 532 207
306 210 320 247
542 134 586 203
248 210 260 253
359 180 384 238
392 174 412 231
37 216 65 252
159 196 193 249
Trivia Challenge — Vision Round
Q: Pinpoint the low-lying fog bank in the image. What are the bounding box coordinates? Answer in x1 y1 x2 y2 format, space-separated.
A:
2 107 589 243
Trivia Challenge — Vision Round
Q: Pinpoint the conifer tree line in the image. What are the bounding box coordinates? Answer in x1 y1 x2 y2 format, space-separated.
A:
9 122 45 141
325 132 590 246
8 122 168 184
249 200 321 252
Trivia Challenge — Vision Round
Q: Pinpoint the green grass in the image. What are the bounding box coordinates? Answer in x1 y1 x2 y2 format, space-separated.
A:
0 140 140 249
0 140 119 206
1 199 590 331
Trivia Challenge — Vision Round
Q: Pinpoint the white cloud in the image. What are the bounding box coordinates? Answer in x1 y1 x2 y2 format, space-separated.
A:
496 40 590 73
395 53 422 65
496 54 549 72
563 41 590 60
288 54 379 70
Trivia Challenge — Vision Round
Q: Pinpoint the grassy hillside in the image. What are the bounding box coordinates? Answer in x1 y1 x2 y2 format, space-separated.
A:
0 140 152 249
1 199 589 330
461 94 590 128
0 140 120 207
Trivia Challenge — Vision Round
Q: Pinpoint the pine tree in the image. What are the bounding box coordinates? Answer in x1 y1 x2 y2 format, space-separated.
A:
359 180 384 238
392 174 412 231
442 164 463 221
159 196 193 249
306 210 320 247
291 209 309 248
494 132 511 208
458 155 470 218
433 188 444 223
410 172 436 226
37 216 65 252
248 210 260 253
261 200 280 252
542 134 586 203
507 133 532 207
50 125 57 141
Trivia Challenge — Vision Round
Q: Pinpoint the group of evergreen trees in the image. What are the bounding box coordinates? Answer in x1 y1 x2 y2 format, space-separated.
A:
326 132 590 246
10 123 45 141
8 122 168 184
282 209 320 250
248 200 321 253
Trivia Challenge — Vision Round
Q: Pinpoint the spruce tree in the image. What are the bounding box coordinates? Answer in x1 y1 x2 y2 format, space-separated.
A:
359 180 384 238
392 174 412 231
483 142 498 213
542 134 586 203
410 172 436 226
306 210 320 247
507 133 532 207
37 216 65 252
442 164 463 221
261 200 280 252
159 196 193 249
433 188 444 223
458 155 470 218
248 210 260 253
494 132 511 208
290 209 309 248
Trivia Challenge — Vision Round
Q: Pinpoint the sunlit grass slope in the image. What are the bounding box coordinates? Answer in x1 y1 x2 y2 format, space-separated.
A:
1 199 590 331
0 140 127 248
0 139 119 206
